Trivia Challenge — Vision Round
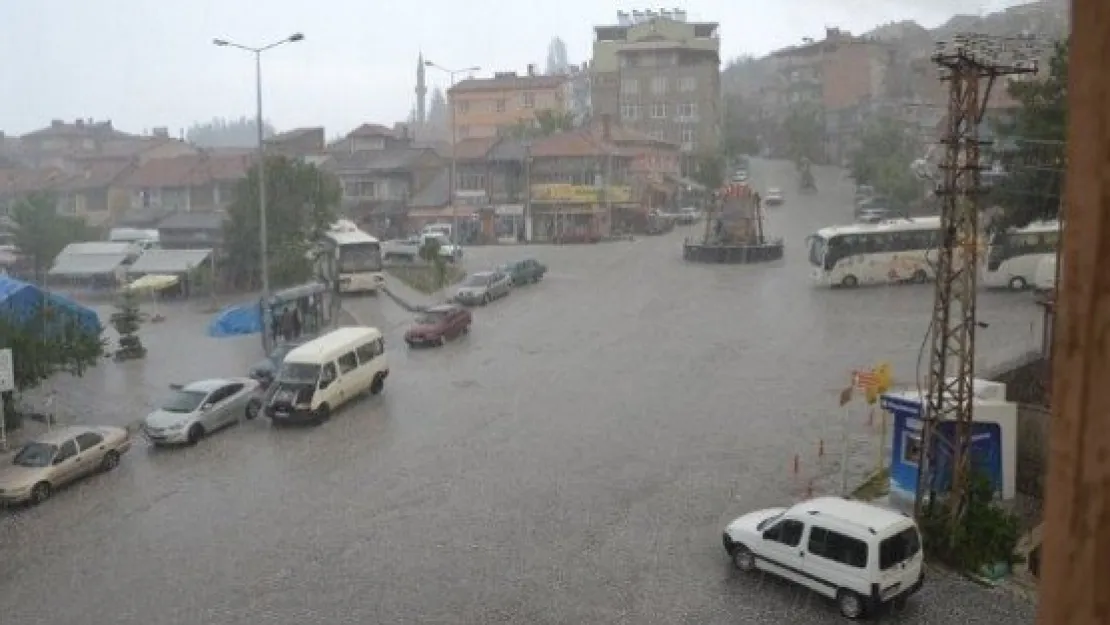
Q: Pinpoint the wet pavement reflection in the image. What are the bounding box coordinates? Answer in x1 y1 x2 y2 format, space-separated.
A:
0 160 1038 624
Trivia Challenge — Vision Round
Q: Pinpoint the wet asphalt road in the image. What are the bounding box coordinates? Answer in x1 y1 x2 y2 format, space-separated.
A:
0 160 1040 624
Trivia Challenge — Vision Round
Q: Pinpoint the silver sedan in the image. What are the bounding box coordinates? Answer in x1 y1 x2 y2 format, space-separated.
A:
142 378 262 446
453 270 513 306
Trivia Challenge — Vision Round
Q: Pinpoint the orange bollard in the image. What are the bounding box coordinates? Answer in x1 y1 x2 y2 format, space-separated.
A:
792 454 800 475
818 439 825 458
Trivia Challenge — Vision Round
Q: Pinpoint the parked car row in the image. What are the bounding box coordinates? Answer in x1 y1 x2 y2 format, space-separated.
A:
0 326 394 507
404 258 549 349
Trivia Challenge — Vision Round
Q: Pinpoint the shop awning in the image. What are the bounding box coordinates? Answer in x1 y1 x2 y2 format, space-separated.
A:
127 249 212 274
49 253 130 277
124 274 180 293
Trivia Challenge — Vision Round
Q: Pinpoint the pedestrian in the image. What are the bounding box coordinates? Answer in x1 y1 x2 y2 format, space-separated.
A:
292 308 302 338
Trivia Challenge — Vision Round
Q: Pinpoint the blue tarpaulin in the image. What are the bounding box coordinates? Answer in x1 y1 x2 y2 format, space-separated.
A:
207 301 262 338
0 276 101 334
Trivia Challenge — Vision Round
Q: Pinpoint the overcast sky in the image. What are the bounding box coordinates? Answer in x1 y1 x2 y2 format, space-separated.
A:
1 0 1030 137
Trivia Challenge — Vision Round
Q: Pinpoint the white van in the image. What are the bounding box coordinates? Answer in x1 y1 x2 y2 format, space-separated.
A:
723 497 924 619
263 326 389 425
1033 254 1057 294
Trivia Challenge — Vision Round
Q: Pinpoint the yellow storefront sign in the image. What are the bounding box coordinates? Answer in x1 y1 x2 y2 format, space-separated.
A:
530 184 632 203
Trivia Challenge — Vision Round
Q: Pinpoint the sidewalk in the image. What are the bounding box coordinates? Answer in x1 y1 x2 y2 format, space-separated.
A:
15 300 264 432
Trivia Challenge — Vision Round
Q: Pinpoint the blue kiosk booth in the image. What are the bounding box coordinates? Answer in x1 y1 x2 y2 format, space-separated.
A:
881 379 1017 509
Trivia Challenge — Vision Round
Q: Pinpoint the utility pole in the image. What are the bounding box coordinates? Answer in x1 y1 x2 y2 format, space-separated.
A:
913 35 1040 535
424 60 481 246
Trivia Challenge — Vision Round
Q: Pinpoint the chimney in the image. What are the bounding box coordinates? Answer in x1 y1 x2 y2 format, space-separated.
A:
601 113 612 141
50 119 64 129
75 119 85 128
527 64 536 77
152 127 169 139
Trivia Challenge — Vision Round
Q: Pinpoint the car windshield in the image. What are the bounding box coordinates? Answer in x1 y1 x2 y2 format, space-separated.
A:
807 235 828 266
338 242 382 273
416 311 449 325
12 441 57 468
279 362 321 384
161 389 208 413
756 513 783 531
463 274 490 287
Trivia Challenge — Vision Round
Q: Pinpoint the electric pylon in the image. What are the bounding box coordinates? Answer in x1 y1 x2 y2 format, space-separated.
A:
913 34 1040 537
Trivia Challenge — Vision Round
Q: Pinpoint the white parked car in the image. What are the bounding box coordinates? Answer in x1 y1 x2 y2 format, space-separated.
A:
143 378 262 446
722 497 924 619
764 188 784 206
382 233 462 263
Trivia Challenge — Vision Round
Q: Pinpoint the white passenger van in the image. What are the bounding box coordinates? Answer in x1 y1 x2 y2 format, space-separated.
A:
263 327 389 425
723 497 924 619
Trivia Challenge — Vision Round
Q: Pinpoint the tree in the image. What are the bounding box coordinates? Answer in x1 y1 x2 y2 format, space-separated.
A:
186 116 276 148
423 88 449 141
223 156 341 289
722 95 761 158
417 237 448 298
692 152 725 192
990 39 1069 230
546 37 569 75
11 192 96 283
782 103 825 164
0 300 104 430
848 116 924 211
109 287 145 361
504 109 576 140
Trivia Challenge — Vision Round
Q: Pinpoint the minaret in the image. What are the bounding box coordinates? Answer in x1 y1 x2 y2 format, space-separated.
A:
415 52 427 126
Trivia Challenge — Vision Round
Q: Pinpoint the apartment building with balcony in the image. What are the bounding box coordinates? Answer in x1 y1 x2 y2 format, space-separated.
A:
447 68 570 141
590 9 720 167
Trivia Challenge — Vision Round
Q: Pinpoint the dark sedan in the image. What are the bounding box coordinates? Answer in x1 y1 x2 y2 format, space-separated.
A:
404 305 472 347
501 259 547 285
248 336 312 389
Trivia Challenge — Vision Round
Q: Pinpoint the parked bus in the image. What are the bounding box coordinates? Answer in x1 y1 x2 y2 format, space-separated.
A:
806 217 942 288
321 220 384 294
982 220 1060 290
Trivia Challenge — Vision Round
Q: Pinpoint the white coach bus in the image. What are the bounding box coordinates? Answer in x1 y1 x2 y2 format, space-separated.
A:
981 220 1060 290
806 217 942 288
321 220 384 294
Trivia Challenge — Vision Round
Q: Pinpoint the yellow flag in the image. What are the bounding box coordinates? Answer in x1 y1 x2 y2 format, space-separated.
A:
874 362 893 393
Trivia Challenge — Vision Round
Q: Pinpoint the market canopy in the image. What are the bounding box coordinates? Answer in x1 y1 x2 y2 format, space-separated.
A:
0 276 101 334
127 249 212 275
124 274 180 293
49 252 131 277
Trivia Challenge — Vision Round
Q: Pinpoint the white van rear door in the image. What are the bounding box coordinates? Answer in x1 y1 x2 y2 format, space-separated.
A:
877 526 923 600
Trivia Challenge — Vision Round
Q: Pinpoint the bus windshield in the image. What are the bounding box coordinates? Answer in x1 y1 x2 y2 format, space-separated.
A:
338 242 382 273
807 235 828 267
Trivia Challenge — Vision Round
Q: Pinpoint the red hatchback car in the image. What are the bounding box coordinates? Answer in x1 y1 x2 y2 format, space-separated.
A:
404 304 472 347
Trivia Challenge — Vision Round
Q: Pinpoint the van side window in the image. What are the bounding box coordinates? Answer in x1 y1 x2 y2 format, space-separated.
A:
763 519 804 547
321 363 337 383
337 351 358 374
808 526 868 568
356 342 377 363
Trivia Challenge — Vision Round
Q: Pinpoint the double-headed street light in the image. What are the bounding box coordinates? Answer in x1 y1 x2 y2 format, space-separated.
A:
212 32 304 299
424 60 480 246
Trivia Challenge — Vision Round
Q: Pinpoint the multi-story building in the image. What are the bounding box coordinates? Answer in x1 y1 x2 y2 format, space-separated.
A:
763 28 897 162
447 68 570 141
590 9 720 167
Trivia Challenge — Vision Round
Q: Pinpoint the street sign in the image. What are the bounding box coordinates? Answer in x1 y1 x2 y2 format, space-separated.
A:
0 348 13 393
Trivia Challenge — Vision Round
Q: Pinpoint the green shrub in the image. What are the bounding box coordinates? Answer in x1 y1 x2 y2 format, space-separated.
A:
920 473 1022 574
386 265 465 294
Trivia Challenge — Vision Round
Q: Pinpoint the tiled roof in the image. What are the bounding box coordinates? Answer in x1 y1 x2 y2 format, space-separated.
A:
346 123 397 139
449 74 568 94
58 160 135 191
22 120 134 140
268 127 324 142
529 130 615 158
453 137 500 161
95 137 183 159
0 168 68 196
120 152 253 188
326 148 432 173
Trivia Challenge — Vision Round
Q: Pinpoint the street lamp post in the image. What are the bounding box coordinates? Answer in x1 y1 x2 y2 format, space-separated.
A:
213 32 304 299
425 60 480 246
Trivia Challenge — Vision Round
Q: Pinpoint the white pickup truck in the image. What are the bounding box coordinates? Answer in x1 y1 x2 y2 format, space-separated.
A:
382 233 462 263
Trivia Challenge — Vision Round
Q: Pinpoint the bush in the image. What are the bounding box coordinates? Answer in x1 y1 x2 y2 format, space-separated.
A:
386 265 465 294
920 474 1022 574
